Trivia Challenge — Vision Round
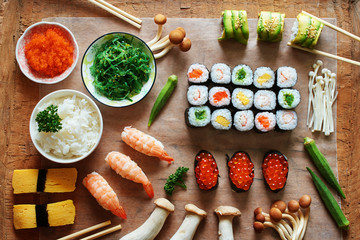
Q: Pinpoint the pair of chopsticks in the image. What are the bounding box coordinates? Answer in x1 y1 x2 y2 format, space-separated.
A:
88 0 142 29
58 220 121 240
287 11 360 66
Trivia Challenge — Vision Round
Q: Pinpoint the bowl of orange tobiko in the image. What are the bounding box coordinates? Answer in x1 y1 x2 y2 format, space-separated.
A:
16 21 79 84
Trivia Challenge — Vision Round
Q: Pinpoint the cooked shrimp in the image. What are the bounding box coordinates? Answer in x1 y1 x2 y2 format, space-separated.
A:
121 126 174 163
83 172 127 219
105 151 154 198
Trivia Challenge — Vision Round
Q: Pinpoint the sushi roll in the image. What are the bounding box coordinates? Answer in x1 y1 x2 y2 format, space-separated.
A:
262 151 289 192
232 64 253 86
227 151 254 192
254 90 276 110
210 63 231 84
194 150 219 191
185 106 211 127
257 11 285 42
234 110 254 131
276 66 298 88
276 110 298 130
232 88 254 110
254 67 275 88
187 63 209 84
187 85 208 105
278 89 300 109
290 13 324 49
218 10 249 45
209 87 231 107
254 112 276 132
211 109 232 130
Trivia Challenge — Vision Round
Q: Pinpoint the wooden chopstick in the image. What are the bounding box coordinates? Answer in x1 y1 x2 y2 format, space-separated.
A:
88 0 141 29
302 11 360 42
95 0 142 24
80 224 122 240
57 220 111 240
287 43 360 66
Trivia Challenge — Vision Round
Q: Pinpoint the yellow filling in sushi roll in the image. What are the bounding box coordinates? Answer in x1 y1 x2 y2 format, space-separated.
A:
257 73 272 85
216 116 231 127
236 92 250 105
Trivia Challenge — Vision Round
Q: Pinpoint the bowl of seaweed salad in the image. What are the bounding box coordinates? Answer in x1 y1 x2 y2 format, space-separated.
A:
81 32 156 107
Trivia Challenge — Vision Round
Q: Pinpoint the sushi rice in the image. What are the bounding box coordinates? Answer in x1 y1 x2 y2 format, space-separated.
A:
232 64 253 86
254 90 276 110
276 110 298 130
234 110 254 131
187 63 209 84
209 87 231 107
187 85 208 106
187 106 211 127
277 66 297 88
232 88 254 110
211 63 231 84
278 89 300 109
255 112 276 132
254 67 275 89
211 109 232 130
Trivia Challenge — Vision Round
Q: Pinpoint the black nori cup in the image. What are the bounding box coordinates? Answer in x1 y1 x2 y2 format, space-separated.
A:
226 151 254 192
262 150 289 193
194 150 219 191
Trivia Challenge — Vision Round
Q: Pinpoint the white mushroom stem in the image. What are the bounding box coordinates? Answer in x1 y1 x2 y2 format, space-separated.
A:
154 44 173 59
148 24 164 47
215 206 241 240
263 222 287 240
295 209 304 238
151 37 170 51
299 207 310 240
264 216 293 237
120 198 174 240
170 204 207 240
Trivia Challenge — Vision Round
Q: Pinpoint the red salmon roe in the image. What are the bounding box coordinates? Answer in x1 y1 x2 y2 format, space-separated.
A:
25 27 74 77
262 152 288 191
195 152 219 190
228 152 254 191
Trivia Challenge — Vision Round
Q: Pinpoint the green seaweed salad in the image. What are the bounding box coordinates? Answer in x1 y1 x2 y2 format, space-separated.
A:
90 35 151 101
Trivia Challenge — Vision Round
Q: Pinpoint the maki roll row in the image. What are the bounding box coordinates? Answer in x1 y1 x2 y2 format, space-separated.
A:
186 107 298 132
194 150 288 193
187 63 298 89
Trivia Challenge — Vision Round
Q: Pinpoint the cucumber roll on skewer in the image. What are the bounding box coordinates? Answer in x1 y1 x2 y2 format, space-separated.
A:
219 10 249 44
257 11 285 42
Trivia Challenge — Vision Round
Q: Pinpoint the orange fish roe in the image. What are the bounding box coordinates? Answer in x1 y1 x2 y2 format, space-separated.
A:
25 27 74 77
258 115 270 128
195 151 219 190
189 69 203 79
213 91 228 103
228 152 254 191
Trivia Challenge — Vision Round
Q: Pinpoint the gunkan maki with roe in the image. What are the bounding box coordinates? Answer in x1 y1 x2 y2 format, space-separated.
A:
262 151 289 192
194 150 219 190
227 151 254 192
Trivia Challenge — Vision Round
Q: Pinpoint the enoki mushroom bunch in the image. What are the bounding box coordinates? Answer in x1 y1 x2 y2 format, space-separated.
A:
253 195 311 240
147 14 191 59
307 60 338 136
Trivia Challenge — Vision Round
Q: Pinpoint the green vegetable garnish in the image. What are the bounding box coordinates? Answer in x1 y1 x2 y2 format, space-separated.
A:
90 35 151 101
164 166 189 195
284 93 295 106
195 110 206 120
148 75 178 127
237 68 246 81
304 137 346 199
35 105 62 133
307 167 349 229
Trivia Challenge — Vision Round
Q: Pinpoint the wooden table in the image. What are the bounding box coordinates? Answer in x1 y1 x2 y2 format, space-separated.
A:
1 0 359 239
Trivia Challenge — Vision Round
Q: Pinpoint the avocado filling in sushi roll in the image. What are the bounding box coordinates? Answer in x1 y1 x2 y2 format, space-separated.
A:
232 64 253 86
195 150 219 190
290 13 324 49
234 110 254 131
262 151 289 192
278 89 300 109
186 106 211 127
227 151 254 192
254 67 275 88
257 11 285 42
211 109 232 130
211 63 231 84
187 63 209 84
255 112 276 132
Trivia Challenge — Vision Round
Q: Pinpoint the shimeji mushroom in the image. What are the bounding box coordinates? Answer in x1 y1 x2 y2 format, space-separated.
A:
120 198 174 240
214 206 241 240
298 195 312 239
170 204 207 240
147 14 167 47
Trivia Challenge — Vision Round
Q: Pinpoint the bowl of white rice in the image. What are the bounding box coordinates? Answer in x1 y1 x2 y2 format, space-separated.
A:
29 89 103 163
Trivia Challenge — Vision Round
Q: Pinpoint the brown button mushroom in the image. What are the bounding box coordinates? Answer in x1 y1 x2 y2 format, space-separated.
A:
147 14 167 47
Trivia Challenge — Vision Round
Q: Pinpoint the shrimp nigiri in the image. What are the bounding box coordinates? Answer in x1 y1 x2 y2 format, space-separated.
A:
105 151 154 198
121 126 174 163
83 172 127 219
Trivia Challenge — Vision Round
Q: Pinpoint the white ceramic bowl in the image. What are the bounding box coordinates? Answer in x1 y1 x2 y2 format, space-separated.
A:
81 32 156 107
16 21 79 84
29 89 103 164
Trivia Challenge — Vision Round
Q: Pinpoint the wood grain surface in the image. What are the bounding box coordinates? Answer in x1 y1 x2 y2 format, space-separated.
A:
1 0 359 239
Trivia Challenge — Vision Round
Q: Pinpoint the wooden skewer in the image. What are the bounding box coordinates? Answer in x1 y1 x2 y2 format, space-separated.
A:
80 224 122 240
88 0 141 29
57 220 111 240
302 11 360 42
287 42 360 66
